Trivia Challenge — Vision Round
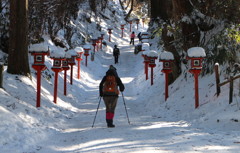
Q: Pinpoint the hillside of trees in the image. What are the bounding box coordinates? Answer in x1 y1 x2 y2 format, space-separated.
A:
0 0 239 81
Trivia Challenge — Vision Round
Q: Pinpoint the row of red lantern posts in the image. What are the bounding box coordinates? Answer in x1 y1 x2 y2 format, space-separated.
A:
29 45 96 107
128 17 146 32
141 47 206 109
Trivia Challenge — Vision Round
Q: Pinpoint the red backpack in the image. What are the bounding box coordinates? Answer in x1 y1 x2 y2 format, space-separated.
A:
103 75 119 95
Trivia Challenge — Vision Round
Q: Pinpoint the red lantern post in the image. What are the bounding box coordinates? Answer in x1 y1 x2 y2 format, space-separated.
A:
83 44 91 67
136 18 140 30
100 32 105 50
147 51 158 86
142 50 150 80
120 23 125 38
187 47 206 108
159 51 174 101
62 55 70 96
29 46 49 107
107 28 113 42
75 47 84 79
129 20 133 32
67 49 77 85
50 51 65 104
91 37 97 52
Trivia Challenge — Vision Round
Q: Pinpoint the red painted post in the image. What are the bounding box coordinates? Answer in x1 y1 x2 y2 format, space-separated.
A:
147 50 158 86
100 33 104 50
136 19 140 30
53 71 59 103
165 72 169 100
121 24 125 38
29 49 48 107
67 50 77 85
187 47 206 109
70 64 73 85
36 70 41 107
129 20 132 32
107 28 113 42
150 67 154 85
75 48 83 79
159 51 174 101
83 45 91 67
194 73 199 108
64 70 67 95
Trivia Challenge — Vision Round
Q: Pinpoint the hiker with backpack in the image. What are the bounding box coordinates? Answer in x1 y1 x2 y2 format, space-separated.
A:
129 31 136 45
99 65 125 128
113 45 120 64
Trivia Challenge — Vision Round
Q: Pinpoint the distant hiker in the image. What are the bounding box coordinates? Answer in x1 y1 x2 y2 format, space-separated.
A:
129 31 136 45
137 32 142 42
99 66 125 128
113 45 120 64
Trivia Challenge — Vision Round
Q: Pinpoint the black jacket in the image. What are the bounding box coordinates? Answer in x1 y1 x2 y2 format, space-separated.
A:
99 69 125 97
113 48 120 56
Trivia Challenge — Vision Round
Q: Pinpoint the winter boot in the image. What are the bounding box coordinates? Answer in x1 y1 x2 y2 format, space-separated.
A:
106 119 115 128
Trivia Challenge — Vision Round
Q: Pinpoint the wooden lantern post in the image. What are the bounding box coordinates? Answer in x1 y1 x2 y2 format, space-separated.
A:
142 50 150 80
187 47 206 109
107 28 113 42
91 37 97 53
159 51 174 101
29 45 49 107
75 47 84 79
120 23 125 38
62 54 70 96
100 32 105 50
129 20 133 32
136 18 140 30
83 44 91 67
67 49 77 85
50 51 65 104
147 50 158 86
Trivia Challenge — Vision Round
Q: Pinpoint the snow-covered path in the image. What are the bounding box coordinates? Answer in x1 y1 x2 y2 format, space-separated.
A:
30 34 240 153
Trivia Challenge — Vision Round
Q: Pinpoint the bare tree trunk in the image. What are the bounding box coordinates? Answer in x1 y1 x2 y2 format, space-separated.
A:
119 0 125 11
124 0 134 21
125 0 131 9
8 0 30 76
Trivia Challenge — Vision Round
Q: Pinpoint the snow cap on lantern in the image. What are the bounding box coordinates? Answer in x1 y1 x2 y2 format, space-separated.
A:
83 44 91 55
187 47 206 69
50 49 65 69
75 47 84 60
62 52 71 70
67 49 78 65
159 51 174 70
142 43 150 51
147 50 158 67
29 43 49 65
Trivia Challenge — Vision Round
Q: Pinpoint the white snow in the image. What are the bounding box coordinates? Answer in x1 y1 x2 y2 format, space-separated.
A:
74 47 84 53
50 49 66 58
67 49 78 56
187 47 206 58
147 50 158 58
159 51 174 60
1 1 240 153
29 43 49 52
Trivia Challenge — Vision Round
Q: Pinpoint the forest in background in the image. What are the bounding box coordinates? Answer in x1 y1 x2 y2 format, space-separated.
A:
0 0 240 81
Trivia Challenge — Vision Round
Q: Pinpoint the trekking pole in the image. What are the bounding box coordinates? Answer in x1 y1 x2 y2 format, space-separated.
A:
92 97 102 128
121 92 130 124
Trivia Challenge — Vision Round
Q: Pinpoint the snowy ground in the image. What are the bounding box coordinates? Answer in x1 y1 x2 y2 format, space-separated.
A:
1 1 240 153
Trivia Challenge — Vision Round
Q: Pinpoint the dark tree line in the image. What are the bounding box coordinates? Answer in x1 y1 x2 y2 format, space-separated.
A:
148 0 240 82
